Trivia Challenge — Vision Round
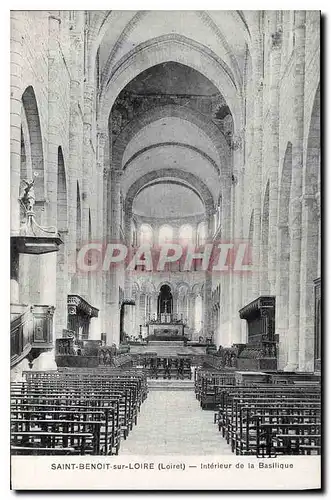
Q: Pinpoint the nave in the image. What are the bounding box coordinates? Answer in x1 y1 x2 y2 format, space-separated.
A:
119 389 232 456
10 364 321 457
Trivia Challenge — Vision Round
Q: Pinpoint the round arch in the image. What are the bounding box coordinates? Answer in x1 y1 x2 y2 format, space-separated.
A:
21 85 45 202
98 34 242 133
123 142 221 177
124 168 215 216
112 104 230 174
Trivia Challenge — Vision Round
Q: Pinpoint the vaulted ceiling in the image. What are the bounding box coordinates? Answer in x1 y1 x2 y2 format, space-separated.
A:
92 11 250 221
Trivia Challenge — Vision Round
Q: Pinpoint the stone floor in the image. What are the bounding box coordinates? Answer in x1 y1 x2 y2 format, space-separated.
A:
120 390 232 455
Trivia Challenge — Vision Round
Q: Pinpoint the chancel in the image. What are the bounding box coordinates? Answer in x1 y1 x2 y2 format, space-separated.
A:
10 10 321 459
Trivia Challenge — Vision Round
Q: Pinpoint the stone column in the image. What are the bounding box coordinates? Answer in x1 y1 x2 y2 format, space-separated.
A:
36 252 58 370
67 16 84 285
47 15 66 338
80 83 95 299
106 169 122 345
275 222 290 369
285 11 306 371
250 14 264 299
203 212 213 337
92 131 106 340
10 11 24 237
187 291 195 330
219 177 232 345
299 195 319 371
268 14 282 295
231 139 246 344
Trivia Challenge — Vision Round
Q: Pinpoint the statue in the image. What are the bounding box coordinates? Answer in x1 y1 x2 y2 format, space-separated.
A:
20 178 36 212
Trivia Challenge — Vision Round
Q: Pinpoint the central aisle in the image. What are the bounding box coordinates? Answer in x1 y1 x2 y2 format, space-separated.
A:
120 390 232 455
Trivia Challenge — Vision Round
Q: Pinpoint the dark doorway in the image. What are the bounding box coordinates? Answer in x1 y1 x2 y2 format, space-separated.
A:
158 285 173 314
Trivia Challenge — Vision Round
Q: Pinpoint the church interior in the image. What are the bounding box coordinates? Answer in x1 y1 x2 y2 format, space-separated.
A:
10 10 321 457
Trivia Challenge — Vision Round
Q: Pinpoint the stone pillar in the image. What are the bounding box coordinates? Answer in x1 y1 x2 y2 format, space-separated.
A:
80 83 95 299
37 252 58 370
10 11 23 236
90 316 101 340
47 14 61 228
250 15 264 299
106 169 122 345
188 292 195 329
219 177 232 345
275 223 290 369
47 15 67 338
68 16 84 284
299 195 319 371
203 212 213 337
231 140 246 344
285 11 306 371
268 15 282 295
92 131 106 339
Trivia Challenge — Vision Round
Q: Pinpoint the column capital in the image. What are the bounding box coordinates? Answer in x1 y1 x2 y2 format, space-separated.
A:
97 131 108 145
271 28 282 49
230 134 243 151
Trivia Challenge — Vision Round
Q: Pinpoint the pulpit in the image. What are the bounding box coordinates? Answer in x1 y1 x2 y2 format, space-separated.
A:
238 296 277 371
67 294 99 340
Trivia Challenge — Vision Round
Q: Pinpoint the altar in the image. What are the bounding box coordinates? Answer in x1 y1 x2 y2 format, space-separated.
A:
146 313 185 338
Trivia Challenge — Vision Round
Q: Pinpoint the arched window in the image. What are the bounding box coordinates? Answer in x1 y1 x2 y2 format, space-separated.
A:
139 224 153 245
158 225 173 245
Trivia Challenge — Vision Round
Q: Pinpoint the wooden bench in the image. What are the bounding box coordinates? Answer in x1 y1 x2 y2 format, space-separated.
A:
11 368 148 455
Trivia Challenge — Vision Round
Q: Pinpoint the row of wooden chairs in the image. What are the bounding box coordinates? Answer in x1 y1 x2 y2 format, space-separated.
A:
194 369 236 408
144 358 192 380
11 368 148 456
214 385 321 456
194 368 321 456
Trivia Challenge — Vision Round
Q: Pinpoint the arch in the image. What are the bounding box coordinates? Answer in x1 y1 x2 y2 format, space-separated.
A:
175 281 190 294
191 283 203 296
90 10 252 85
137 180 203 204
98 34 242 133
125 168 214 216
157 281 174 294
140 280 156 295
157 284 173 314
20 105 32 182
123 142 221 177
21 86 45 202
57 147 68 232
112 104 231 173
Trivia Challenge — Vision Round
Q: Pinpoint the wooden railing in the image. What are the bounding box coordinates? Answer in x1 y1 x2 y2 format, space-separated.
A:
10 304 54 367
